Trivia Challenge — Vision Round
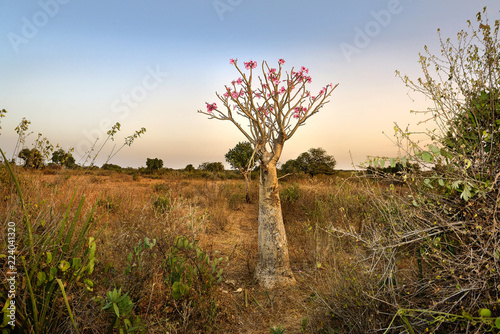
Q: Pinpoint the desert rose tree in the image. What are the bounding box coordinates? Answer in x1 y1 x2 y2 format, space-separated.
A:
199 58 337 288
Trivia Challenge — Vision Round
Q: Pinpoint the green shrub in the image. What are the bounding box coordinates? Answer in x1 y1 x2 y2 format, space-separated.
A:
280 182 300 202
153 194 171 214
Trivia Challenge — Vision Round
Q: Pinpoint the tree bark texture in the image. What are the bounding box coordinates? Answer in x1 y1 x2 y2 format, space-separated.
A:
255 161 296 289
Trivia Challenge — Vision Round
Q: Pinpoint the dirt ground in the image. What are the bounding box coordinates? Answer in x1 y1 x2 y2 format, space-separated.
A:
202 201 313 334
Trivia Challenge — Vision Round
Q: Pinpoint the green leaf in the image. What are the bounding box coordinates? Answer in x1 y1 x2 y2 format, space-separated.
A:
421 151 433 163
71 257 82 270
495 317 500 329
171 281 189 300
36 271 47 286
438 179 445 187
462 310 473 321
461 184 472 201
113 303 120 318
84 279 94 291
46 251 53 264
88 258 95 274
390 158 396 168
479 308 491 318
429 144 440 155
59 260 71 272
49 267 57 281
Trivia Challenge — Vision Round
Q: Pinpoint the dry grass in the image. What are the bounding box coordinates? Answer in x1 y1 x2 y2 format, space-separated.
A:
0 166 402 333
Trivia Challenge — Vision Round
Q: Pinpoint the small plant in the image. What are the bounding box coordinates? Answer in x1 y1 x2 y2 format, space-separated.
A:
270 324 286 334
280 182 300 202
124 237 156 276
153 182 169 193
153 194 171 214
98 194 119 213
102 287 142 334
162 236 225 298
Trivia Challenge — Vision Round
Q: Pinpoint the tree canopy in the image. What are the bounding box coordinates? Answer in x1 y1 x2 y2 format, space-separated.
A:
146 158 163 172
19 148 43 169
51 148 76 168
225 142 255 172
281 147 336 176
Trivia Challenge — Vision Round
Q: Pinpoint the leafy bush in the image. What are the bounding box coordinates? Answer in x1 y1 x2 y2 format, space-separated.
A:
280 182 300 203
153 194 171 214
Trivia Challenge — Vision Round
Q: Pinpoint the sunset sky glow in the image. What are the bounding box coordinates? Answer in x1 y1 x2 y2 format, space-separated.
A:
1 1 500 169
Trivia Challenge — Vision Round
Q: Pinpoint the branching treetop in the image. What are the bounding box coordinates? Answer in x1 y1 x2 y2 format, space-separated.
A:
199 59 337 157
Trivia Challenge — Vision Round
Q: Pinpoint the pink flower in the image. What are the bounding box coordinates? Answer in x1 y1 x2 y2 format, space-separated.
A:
231 92 239 99
236 77 243 85
206 102 217 113
244 60 257 70
255 92 261 98
300 66 309 74
278 59 285 65
269 68 277 74
230 58 235 65
293 106 304 119
273 79 280 85
239 90 245 97
279 86 286 94
223 92 230 98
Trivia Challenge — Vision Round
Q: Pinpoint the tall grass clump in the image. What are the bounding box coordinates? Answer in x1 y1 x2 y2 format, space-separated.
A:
0 149 99 333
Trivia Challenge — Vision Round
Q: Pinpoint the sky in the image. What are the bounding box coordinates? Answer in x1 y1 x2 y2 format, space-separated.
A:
1 0 500 170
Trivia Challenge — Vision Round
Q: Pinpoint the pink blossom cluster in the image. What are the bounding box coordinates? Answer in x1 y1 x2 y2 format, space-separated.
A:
318 83 334 97
244 60 257 69
293 106 307 119
268 69 281 86
231 78 243 85
206 102 217 113
292 66 311 84
223 88 244 99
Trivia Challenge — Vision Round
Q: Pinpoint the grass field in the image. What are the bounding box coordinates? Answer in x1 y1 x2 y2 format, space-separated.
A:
2 164 499 333
1 165 393 333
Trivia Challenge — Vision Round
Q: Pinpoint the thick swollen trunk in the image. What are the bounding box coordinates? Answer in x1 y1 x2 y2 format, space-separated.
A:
255 161 295 289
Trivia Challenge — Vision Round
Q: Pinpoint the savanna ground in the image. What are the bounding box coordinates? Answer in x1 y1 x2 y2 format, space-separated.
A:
1 165 395 333
2 163 499 333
